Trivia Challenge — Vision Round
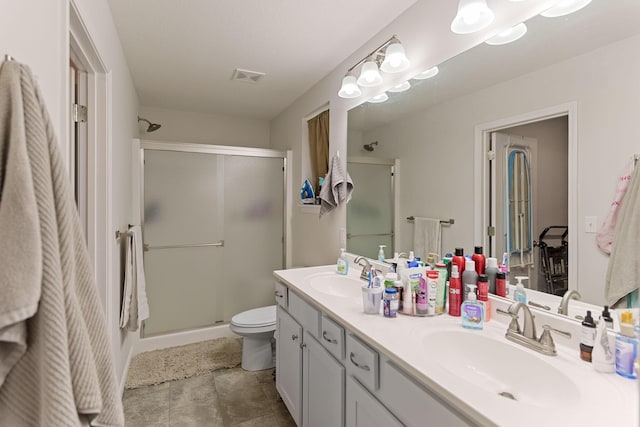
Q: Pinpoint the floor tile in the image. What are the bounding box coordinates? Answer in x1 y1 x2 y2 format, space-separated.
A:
123 382 170 426
235 414 279 427
214 368 273 424
170 372 217 408
170 400 222 426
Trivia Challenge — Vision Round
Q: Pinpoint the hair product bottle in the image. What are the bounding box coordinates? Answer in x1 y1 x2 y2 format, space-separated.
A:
448 265 462 317
472 246 486 276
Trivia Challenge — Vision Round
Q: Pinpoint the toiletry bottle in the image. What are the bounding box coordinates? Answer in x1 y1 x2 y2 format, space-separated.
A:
580 310 596 362
393 278 404 312
403 279 414 315
383 287 398 318
461 259 478 302
477 275 490 322
485 257 499 294
336 248 348 275
448 265 462 317
602 305 614 329
378 245 386 262
472 246 486 276
416 273 428 316
384 272 398 289
426 269 439 315
435 262 447 314
615 311 638 379
592 315 615 373
461 285 483 330
452 248 466 289
500 252 509 277
495 271 507 298
513 276 528 303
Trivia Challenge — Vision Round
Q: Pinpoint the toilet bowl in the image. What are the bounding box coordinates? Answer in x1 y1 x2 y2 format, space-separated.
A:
230 305 277 371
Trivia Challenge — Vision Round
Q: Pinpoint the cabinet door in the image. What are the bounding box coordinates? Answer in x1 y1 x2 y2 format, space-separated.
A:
276 307 303 426
303 330 345 427
346 376 402 427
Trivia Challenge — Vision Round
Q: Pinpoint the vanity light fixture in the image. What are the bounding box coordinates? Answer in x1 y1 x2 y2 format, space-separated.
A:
450 0 495 34
368 92 389 104
387 81 411 93
413 66 439 80
485 22 528 45
541 0 592 17
337 35 410 98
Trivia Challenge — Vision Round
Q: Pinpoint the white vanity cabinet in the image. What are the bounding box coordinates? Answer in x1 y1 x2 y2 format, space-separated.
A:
346 376 402 427
275 306 303 426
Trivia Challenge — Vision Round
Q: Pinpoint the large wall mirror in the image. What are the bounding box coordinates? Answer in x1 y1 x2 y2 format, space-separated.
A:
346 0 640 310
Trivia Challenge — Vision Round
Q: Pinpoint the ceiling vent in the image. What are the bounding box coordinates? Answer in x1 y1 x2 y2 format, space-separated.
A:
231 68 266 84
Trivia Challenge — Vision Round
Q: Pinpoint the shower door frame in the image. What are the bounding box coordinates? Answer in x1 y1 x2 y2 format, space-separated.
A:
136 140 292 339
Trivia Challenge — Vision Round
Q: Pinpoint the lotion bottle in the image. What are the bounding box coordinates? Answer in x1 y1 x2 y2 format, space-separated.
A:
336 248 348 275
592 315 615 373
461 285 483 330
378 245 386 262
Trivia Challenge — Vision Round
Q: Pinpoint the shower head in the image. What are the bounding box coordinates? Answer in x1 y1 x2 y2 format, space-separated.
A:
363 141 378 152
138 116 162 132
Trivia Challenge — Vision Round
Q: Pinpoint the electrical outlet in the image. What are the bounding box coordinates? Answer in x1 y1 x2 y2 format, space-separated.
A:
585 216 597 233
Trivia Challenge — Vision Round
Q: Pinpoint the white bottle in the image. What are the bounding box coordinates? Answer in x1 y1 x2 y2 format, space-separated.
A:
336 248 348 275
592 316 615 373
513 276 528 303
378 245 386 262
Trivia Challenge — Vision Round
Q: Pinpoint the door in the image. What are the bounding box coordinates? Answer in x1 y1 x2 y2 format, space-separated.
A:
491 132 538 289
303 330 345 427
347 159 395 259
142 147 284 336
276 307 303 426
346 376 402 427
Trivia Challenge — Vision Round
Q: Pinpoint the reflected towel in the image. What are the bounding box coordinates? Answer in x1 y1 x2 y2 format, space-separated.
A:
605 165 640 306
319 155 353 218
413 217 441 260
597 159 634 254
120 225 149 331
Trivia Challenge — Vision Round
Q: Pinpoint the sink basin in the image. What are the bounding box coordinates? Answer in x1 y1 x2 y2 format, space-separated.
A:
423 331 580 408
304 273 364 299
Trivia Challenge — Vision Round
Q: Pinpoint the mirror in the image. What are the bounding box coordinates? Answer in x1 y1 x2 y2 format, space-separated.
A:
346 0 640 313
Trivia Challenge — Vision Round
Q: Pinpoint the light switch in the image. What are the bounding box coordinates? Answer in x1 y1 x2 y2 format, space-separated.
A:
585 216 597 233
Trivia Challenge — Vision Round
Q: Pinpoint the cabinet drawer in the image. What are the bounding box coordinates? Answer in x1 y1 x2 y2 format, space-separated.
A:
288 291 320 337
346 333 378 391
379 358 471 427
320 315 345 361
274 281 288 308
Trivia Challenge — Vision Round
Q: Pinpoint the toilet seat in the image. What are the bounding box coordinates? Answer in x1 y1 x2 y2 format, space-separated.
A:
231 305 276 328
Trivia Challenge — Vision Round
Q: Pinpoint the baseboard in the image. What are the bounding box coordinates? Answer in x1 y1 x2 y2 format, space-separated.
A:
133 324 236 355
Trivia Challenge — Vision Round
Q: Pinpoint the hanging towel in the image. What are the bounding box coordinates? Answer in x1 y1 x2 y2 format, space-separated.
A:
319 155 353 218
597 159 635 254
0 61 123 426
120 225 149 331
605 164 640 306
413 217 441 261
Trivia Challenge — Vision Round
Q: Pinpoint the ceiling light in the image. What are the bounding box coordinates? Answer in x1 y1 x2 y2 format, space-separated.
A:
368 93 389 104
337 35 411 99
413 66 439 80
451 0 495 34
380 41 410 73
485 23 528 45
388 81 411 93
541 0 592 17
338 74 362 98
357 58 384 87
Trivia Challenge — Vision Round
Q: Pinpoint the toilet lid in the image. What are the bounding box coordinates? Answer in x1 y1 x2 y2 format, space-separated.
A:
231 305 276 328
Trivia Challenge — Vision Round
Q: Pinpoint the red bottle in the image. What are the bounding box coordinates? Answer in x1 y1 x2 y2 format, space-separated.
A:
495 271 507 297
452 247 466 283
448 265 462 317
472 246 486 276
477 275 491 321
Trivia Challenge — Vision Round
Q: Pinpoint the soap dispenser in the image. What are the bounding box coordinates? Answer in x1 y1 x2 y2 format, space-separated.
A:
513 276 528 303
378 245 386 262
461 285 484 330
336 248 348 275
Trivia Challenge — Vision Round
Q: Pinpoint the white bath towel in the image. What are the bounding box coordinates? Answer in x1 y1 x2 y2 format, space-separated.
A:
605 164 640 306
413 217 441 261
0 61 123 426
120 225 149 331
319 155 353 218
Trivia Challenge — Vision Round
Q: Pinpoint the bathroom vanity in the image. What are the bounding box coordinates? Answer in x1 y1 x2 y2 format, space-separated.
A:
273 265 638 427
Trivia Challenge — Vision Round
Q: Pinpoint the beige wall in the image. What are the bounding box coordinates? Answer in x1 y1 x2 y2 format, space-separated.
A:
138 106 271 147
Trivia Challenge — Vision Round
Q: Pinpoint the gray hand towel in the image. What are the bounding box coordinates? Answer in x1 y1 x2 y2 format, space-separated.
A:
319 155 353 218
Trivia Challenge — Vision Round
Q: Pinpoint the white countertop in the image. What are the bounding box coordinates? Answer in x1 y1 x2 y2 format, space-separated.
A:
274 265 639 427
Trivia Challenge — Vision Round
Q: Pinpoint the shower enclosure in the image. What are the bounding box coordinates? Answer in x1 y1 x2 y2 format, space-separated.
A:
139 141 288 337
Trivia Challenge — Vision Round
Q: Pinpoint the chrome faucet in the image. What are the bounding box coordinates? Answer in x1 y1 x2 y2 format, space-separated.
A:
498 301 571 356
354 256 372 281
558 289 581 315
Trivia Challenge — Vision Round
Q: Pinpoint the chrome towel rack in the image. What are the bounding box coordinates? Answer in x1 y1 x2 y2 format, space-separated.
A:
406 216 454 225
115 224 135 240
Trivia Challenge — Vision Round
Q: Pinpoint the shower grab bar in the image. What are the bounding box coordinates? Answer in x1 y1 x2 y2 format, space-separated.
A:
143 240 224 251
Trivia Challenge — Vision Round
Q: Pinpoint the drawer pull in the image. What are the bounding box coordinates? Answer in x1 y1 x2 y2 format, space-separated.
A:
322 331 338 344
292 334 299 341
349 352 370 371
274 291 284 298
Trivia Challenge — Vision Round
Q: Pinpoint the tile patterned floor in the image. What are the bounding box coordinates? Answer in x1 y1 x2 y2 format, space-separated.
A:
123 367 296 426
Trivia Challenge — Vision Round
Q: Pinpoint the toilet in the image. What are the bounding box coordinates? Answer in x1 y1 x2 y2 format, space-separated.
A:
230 305 277 371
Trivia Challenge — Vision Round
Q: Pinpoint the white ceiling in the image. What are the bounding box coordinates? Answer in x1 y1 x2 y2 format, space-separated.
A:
108 0 418 120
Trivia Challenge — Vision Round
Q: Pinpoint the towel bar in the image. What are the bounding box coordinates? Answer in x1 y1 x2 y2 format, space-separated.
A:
406 216 454 225
115 224 135 240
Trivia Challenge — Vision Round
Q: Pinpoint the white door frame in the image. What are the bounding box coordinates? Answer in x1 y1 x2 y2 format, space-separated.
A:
69 2 113 331
474 102 577 291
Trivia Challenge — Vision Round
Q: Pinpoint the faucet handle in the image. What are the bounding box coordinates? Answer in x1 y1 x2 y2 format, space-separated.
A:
539 325 571 351
496 308 521 334
542 324 572 339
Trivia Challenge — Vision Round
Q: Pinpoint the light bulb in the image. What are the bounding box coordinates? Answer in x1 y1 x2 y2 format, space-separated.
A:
485 23 527 45
357 60 383 87
541 0 592 18
451 0 495 34
338 75 362 98
380 42 410 73
413 66 439 80
388 81 411 93
368 92 389 103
